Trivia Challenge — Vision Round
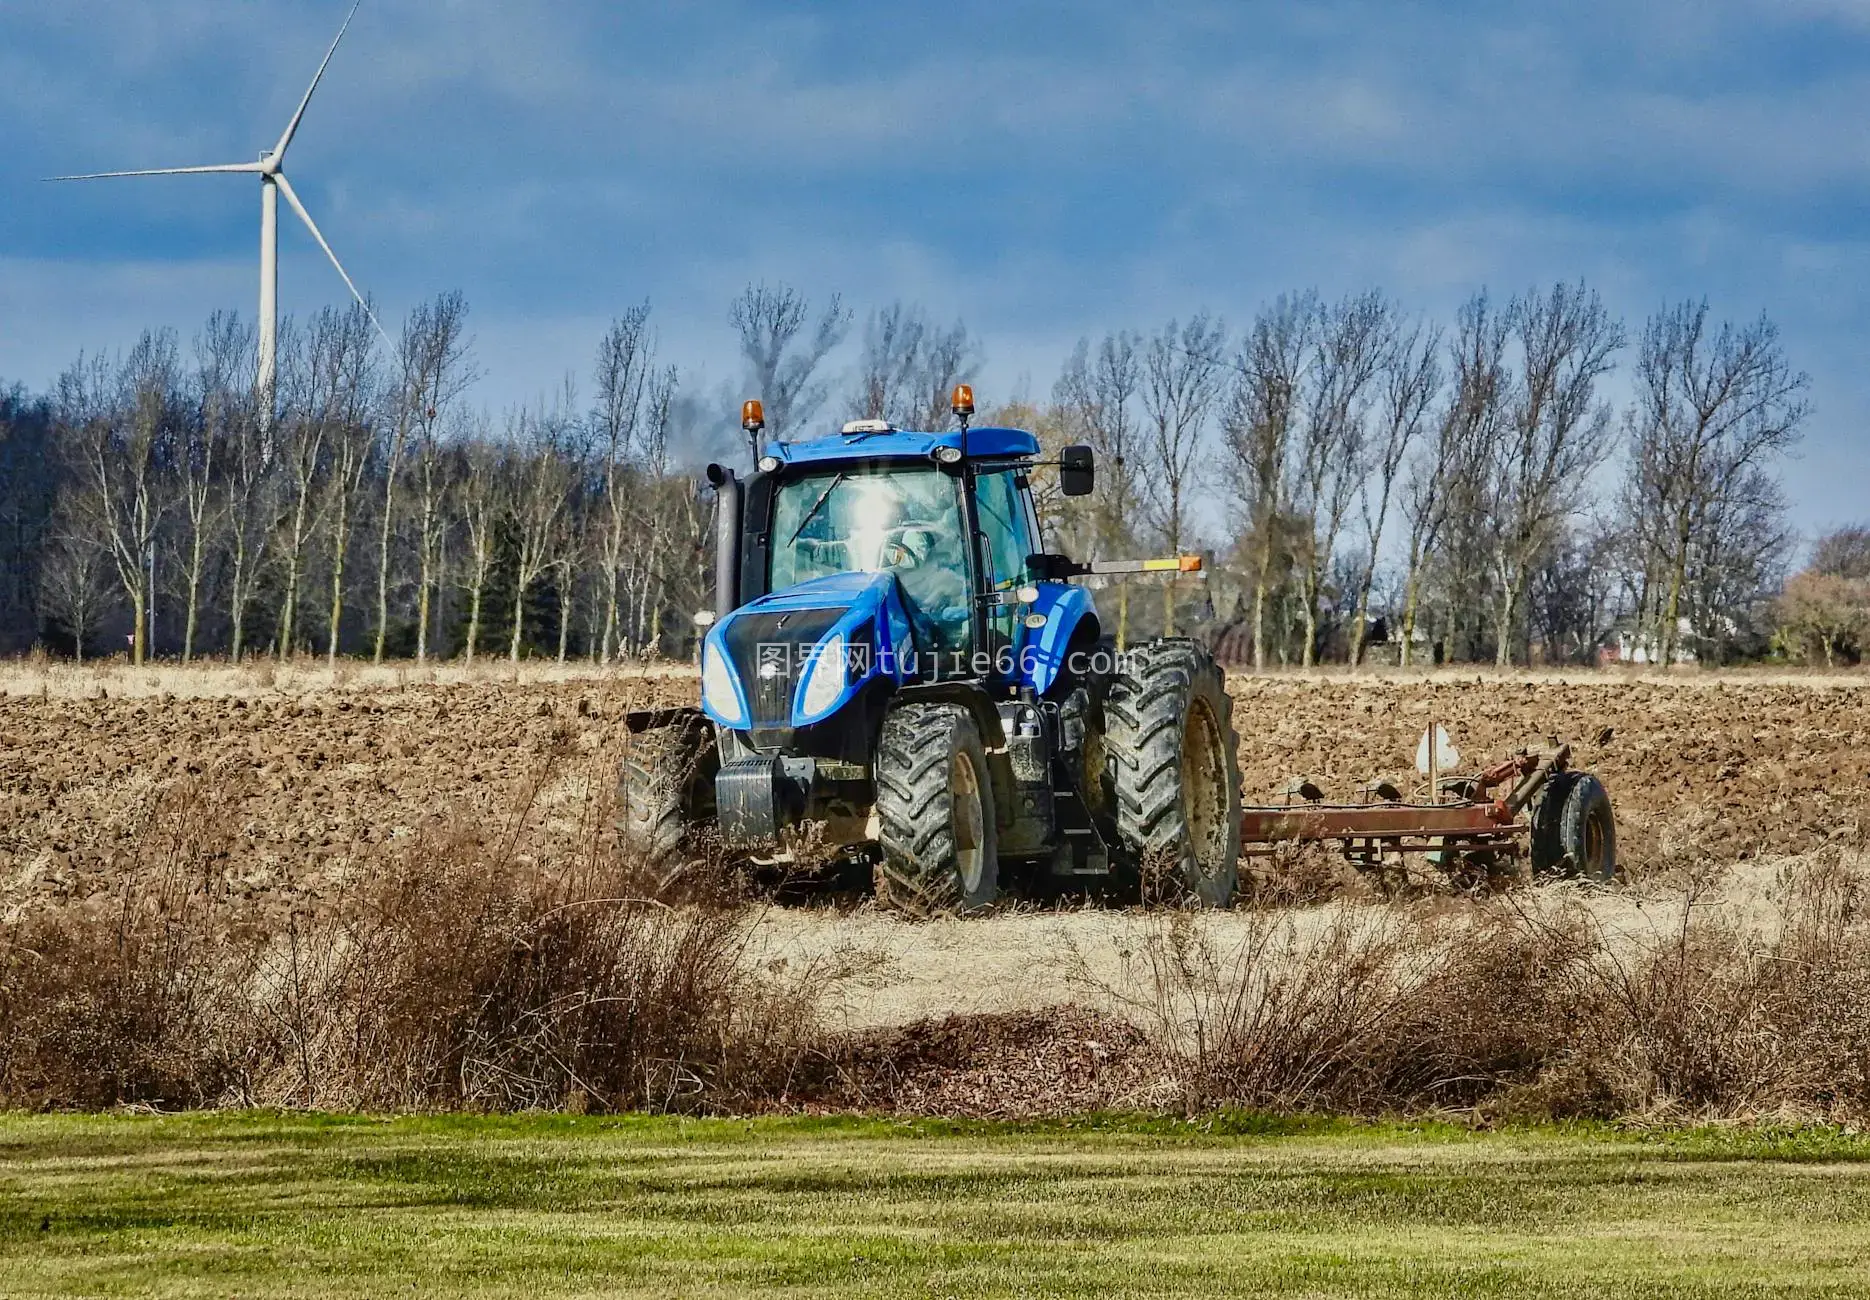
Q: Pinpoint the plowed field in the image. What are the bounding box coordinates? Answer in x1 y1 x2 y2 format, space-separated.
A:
4 666 1867 909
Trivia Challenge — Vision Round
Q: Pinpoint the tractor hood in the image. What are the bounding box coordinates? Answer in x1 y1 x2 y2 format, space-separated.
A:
700 571 915 731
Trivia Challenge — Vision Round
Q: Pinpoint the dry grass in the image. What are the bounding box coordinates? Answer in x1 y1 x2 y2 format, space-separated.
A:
11 823 1870 1120
1072 843 1870 1122
0 755 831 1114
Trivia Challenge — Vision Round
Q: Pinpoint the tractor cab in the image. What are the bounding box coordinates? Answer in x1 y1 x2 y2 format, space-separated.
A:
623 387 1245 915
699 405 1095 749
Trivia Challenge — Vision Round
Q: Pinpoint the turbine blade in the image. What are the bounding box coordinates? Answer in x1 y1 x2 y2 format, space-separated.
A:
45 163 263 181
273 1 361 161
274 172 391 346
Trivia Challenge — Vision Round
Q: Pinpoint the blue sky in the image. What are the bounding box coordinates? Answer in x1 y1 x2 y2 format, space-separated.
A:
5 0 1868 537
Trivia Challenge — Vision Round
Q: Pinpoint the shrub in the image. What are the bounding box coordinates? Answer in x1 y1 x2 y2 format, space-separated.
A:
0 761 824 1113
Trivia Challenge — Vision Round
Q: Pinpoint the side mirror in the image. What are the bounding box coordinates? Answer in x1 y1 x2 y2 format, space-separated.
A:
1060 444 1095 497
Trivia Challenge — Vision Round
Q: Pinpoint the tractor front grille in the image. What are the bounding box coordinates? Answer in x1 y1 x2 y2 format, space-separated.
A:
721 608 845 731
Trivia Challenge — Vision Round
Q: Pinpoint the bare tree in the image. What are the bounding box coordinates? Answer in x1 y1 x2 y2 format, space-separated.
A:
729 283 850 441
549 399 594 663
911 319 979 430
317 310 382 664
1812 527 1870 580
853 303 925 424
626 368 679 651
323 419 374 663
506 393 577 661
1226 291 1316 665
58 333 178 664
37 502 114 662
1221 293 1314 669
1399 293 1511 665
1140 316 1227 636
1681 465 1793 662
1488 282 1623 665
851 303 981 430
1292 293 1388 666
591 307 653 661
1056 332 1145 643
271 319 322 656
179 312 251 661
1623 302 1809 664
1349 316 1440 665
370 404 409 663
392 293 477 662
455 430 501 664
1529 530 1618 664
274 306 376 657
222 384 276 661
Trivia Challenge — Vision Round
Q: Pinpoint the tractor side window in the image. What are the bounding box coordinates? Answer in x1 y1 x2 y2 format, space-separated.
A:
1017 474 1045 553
974 470 1033 591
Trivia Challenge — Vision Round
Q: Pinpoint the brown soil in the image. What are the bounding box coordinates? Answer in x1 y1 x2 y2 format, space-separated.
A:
0 675 671 910
4 669 1868 908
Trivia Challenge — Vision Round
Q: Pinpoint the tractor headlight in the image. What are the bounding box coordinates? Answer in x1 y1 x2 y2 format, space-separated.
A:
701 643 745 726
798 633 848 720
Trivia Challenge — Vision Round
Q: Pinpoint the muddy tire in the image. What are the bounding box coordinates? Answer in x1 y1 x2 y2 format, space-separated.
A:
618 716 718 862
1531 770 1617 882
874 703 999 916
1104 639 1242 906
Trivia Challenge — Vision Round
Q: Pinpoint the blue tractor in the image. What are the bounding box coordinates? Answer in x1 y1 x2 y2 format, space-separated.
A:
621 387 1243 915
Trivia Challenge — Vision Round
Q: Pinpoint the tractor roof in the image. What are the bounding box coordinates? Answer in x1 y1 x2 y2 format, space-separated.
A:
761 426 1040 469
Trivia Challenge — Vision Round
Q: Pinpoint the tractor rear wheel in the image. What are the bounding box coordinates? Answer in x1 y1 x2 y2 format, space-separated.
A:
874 703 999 916
618 715 718 868
1531 770 1617 882
1105 639 1242 906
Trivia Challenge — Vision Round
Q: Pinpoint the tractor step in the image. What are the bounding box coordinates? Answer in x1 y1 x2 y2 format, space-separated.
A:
1052 825 1109 875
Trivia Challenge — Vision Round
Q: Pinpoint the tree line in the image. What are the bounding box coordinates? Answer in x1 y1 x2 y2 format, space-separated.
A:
0 278 1835 668
1031 284 1813 667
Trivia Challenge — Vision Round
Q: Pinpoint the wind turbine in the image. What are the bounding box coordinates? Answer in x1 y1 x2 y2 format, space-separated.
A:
49 2 389 421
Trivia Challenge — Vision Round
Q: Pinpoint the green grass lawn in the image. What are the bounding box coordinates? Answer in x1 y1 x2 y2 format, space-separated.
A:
4 1112 1870 1297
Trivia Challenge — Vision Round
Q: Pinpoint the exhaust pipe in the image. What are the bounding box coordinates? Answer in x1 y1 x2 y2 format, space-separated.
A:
706 463 742 619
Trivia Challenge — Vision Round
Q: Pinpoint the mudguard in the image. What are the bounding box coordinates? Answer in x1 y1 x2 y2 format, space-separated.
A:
1018 582 1099 696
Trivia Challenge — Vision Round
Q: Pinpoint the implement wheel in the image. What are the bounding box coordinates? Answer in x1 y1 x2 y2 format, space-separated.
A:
1105 639 1243 906
1531 770 1617 882
875 703 999 916
618 715 718 862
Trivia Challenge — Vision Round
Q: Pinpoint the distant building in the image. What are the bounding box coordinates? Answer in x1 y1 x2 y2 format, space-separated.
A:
1598 617 1699 666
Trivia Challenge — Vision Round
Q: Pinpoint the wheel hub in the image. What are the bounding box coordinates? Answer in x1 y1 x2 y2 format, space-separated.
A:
951 751 986 894
1181 700 1229 879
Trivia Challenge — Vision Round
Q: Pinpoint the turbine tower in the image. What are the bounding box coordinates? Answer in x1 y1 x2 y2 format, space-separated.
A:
50 2 388 421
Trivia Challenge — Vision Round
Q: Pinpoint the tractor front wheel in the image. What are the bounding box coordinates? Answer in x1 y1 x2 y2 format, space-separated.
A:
618 715 718 871
874 703 1000 916
1105 639 1243 906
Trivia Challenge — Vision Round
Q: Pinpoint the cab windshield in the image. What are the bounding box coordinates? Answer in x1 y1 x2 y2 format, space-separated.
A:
770 466 970 654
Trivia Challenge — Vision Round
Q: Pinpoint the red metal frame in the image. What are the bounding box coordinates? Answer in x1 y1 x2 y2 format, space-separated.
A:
1239 802 1518 843
1236 745 1569 871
